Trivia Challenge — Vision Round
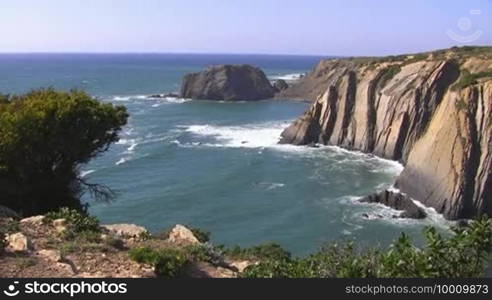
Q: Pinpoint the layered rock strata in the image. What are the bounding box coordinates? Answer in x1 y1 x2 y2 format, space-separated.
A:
280 49 492 219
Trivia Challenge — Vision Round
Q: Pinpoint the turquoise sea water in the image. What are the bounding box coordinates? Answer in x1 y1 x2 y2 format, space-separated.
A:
0 54 450 255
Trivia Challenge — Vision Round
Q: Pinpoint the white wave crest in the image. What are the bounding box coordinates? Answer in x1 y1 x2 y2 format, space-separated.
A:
176 122 403 177
164 97 191 104
328 145 404 176
117 138 138 154
257 182 286 191
115 157 129 166
127 142 138 152
181 121 291 148
341 194 452 229
111 95 190 105
112 96 131 101
80 169 96 178
269 73 305 81
116 138 131 145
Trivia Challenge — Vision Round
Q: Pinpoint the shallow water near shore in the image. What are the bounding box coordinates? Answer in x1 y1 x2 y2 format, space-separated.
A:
0 54 451 255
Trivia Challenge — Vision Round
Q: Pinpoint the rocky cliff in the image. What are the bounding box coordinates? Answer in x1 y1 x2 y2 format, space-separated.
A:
180 64 276 101
280 47 492 220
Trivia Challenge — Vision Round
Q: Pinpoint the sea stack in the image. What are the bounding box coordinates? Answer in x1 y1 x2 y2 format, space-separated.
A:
180 64 276 101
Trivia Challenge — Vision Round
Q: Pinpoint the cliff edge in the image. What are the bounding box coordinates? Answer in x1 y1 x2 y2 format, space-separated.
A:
279 46 492 220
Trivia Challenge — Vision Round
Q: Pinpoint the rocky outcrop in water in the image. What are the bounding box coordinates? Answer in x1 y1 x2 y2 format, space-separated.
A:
280 47 492 220
180 64 276 101
273 79 289 92
148 93 179 99
359 190 426 219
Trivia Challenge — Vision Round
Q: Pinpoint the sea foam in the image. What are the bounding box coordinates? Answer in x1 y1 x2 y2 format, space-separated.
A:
269 73 305 81
181 121 290 148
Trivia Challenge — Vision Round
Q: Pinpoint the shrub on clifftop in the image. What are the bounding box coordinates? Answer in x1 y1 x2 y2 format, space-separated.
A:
242 217 492 278
0 88 128 216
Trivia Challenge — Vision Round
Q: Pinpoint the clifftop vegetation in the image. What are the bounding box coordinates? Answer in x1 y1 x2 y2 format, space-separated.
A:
0 88 128 216
1 208 491 278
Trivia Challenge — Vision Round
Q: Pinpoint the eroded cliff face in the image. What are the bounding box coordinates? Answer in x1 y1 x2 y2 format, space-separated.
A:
280 49 492 220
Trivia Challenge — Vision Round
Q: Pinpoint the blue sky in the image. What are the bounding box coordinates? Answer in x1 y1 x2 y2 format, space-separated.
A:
1 0 491 56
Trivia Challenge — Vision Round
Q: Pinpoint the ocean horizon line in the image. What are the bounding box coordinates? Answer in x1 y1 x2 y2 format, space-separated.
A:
0 51 335 58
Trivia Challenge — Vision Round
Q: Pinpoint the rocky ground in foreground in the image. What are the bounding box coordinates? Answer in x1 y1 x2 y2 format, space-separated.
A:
2 208 490 278
0 214 253 278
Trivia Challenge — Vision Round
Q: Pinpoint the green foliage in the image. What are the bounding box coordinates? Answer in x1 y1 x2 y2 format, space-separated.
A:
242 217 492 278
225 242 291 261
403 53 428 65
304 243 381 278
241 243 380 278
241 257 301 278
449 46 492 57
453 69 492 90
453 69 476 90
0 88 128 216
188 226 210 243
45 207 100 234
0 94 10 105
59 243 77 256
184 243 224 265
0 218 20 234
379 65 401 87
128 247 187 278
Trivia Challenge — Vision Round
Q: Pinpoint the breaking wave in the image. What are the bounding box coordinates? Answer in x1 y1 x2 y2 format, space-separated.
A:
269 72 305 81
179 121 291 148
110 94 191 105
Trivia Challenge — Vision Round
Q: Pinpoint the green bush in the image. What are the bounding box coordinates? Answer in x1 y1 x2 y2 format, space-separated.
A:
128 247 187 278
188 226 211 243
225 242 291 261
379 65 401 87
0 94 10 104
184 243 224 265
453 69 492 90
379 217 492 277
45 207 100 234
1 219 20 234
242 217 492 278
0 88 128 216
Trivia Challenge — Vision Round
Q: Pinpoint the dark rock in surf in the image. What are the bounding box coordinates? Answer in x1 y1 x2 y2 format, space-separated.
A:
180 64 276 101
273 79 289 92
359 190 427 219
148 93 179 99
